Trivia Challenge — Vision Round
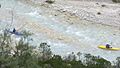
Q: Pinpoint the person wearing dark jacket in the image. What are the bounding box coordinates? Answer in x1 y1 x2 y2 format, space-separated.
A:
106 44 111 48
13 28 16 33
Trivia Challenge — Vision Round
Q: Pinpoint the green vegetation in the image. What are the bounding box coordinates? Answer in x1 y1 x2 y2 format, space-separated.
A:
0 30 120 68
112 0 120 3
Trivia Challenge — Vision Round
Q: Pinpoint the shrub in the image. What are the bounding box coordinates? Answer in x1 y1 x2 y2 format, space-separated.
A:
0 30 119 68
112 0 120 3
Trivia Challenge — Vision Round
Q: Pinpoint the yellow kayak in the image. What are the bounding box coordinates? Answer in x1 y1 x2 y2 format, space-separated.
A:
98 45 120 51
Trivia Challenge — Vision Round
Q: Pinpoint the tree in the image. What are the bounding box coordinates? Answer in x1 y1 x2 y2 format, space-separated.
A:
77 52 82 60
115 57 120 68
0 30 40 68
0 31 13 68
38 42 52 61
0 30 118 68
112 0 120 3
84 54 111 68
65 52 76 61
45 55 63 68
0 30 12 56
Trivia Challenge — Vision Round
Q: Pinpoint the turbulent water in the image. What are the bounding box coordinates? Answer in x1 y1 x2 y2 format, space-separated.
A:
0 0 120 62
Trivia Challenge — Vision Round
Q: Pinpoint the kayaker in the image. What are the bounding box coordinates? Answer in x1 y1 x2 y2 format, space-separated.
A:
13 28 16 33
106 44 111 48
